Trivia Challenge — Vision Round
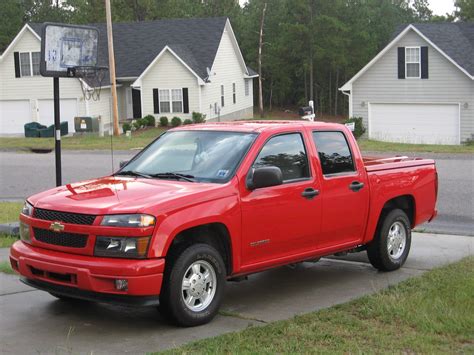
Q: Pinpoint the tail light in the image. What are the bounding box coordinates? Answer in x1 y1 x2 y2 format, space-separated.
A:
435 171 438 201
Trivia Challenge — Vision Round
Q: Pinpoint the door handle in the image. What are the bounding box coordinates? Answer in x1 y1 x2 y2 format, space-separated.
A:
301 187 320 199
349 181 365 192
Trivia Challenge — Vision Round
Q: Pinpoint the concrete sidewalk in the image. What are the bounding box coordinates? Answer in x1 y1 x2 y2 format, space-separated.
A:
0 232 472 354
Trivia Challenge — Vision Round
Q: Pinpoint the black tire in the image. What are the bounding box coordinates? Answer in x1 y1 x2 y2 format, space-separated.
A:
367 209 411 271
159 243 225 327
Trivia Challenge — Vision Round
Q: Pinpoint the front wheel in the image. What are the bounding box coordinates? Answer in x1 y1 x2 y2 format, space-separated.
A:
367 209 411 271
159 243 225 326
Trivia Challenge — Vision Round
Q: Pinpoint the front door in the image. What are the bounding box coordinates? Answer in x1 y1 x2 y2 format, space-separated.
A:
311 130 369 249
132 89 142 118
240 132 322 267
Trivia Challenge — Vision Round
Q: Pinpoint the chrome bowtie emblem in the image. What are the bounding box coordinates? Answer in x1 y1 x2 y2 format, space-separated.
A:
49 221 65 233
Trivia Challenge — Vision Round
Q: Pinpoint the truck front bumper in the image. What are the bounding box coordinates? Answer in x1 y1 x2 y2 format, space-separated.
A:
10 241 165 306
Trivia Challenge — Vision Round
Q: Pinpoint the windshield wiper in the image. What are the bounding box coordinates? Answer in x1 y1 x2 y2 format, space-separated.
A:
115 170 152 179
150 172 196 182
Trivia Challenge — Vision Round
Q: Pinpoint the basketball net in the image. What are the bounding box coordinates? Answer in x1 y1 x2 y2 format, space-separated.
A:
70 66 108 101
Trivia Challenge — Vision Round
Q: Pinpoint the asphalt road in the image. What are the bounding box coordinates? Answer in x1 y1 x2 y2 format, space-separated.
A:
1 233 473 354
0 150 473 235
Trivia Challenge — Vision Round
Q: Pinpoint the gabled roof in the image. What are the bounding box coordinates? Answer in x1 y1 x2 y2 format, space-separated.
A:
27 17 255 84
393 22 474 76
340 22 474 91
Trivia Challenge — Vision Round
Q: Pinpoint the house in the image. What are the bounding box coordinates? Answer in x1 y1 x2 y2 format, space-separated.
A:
340 22 474 145
0 17 257 135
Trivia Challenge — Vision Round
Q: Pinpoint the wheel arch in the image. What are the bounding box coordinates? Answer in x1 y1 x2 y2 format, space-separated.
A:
164 222 233 276
379 194 416 228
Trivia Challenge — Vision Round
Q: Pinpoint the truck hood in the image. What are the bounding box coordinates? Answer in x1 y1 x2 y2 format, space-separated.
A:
28 176 233 215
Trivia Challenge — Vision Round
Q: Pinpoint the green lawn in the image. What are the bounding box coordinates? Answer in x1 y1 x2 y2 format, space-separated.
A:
2 123 473 154
0 202 23 224
161 257 474 354
0 261 15 275
0 127 166 151
358 139 474 154
0 202 22 248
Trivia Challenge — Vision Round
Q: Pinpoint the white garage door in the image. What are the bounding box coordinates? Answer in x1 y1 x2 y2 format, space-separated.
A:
0 100 31 135
369 103 459 145
38 99 78 133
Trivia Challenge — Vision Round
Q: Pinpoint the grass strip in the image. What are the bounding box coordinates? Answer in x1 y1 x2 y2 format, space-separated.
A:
160 257 474 354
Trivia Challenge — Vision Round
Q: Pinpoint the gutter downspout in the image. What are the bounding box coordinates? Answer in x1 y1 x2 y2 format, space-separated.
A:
340 89 352 118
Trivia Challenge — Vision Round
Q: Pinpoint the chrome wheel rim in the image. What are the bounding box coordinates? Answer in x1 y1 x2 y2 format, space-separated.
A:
181 260 217 312
387 221 406 261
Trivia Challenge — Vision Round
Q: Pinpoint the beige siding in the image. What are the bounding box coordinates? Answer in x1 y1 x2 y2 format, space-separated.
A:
141 50 200 121
0 28 86 122
203 22 254 121
352 29 474 142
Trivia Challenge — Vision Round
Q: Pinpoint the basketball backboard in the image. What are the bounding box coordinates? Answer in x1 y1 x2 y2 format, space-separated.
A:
40 23 99 78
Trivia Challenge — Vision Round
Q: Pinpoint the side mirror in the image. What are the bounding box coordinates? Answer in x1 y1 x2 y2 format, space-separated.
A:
247 166 283 190
119 160 129 168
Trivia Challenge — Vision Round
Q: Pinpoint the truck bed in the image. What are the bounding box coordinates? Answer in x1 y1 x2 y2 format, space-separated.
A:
363 155 435 172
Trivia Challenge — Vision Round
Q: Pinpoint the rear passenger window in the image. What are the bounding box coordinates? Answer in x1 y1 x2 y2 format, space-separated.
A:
313 131 355 175
254 133 310 181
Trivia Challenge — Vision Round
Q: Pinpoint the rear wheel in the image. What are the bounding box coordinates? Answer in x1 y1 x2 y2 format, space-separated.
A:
367 209 411 271
159 243 225 326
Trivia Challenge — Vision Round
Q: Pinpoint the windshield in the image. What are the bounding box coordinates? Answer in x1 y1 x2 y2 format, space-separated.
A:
119 130 257 183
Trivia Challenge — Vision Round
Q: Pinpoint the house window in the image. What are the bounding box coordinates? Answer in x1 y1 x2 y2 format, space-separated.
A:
19 52 31 77
232 83 236 104
159 89 171 113
245 79 250 96
19 52 40 77
159 89 183 113
31 52 41 75
171 89 183 112
405 47 420 78
221 85 225 107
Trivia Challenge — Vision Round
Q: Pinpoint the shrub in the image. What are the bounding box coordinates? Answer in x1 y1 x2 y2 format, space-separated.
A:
122 122 131 133
183 119 193 125
132 120 142 131
143 115 156 127
171 116 182 127
159 116 169 127
191 111 206 124
344 117 366 139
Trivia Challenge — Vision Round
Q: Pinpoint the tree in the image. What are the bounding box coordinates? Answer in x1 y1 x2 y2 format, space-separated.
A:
0 0 24 52
455 0 474 20
412 0 433 21
258 2 267 118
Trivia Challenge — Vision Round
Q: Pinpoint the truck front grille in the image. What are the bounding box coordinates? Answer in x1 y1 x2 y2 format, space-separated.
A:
33 228 89 248
33 208 96 225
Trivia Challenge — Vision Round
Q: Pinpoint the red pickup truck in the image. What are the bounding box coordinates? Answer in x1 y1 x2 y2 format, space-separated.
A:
10 121 437 326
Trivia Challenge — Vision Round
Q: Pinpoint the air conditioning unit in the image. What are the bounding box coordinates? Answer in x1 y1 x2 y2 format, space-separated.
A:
74 116 100 132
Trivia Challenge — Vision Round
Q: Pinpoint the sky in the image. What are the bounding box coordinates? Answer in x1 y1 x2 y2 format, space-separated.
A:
238 0 457 16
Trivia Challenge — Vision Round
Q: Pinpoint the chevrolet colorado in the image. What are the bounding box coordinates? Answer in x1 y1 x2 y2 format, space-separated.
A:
10 121 438 326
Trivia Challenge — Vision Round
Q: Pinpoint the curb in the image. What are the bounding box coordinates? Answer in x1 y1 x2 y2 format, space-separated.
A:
0 223 19 236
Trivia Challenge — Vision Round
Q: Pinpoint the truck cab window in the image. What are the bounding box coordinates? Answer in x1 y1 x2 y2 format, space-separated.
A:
254 133 310 181
313 131 355 175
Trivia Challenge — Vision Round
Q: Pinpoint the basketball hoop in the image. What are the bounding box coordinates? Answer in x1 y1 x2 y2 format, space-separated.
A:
72 65 108 101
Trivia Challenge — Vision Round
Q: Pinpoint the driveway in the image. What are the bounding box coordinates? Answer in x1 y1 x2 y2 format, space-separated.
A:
0 150 472 235
0 233 472 354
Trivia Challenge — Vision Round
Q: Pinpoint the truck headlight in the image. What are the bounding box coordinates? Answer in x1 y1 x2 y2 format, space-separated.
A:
21 201 33 217
94 236 151 259
100 214 155 227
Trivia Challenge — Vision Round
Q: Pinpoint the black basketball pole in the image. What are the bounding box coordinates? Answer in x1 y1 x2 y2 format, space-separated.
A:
53 77 62 186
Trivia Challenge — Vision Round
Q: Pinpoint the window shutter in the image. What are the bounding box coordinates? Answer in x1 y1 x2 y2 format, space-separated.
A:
182 88 189 113
397 47 405 79
153 88 159 114
421 46 428 79
14 52 21 78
